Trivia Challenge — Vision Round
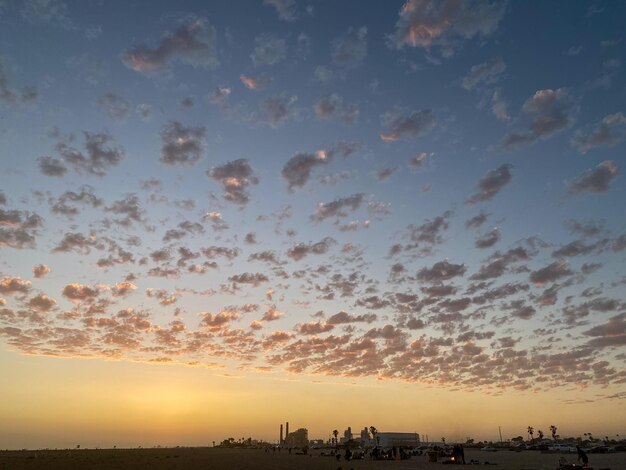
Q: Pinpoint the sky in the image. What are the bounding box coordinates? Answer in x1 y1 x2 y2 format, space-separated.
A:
1 0 625 450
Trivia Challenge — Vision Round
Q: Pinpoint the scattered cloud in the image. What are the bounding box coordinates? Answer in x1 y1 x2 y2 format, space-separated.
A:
390 0 507 53
123 17 218 72
467 164 513 204
568 161 619 194
286 237 335 261
571 112 626 154
462 58 506 90
160 121 206 166
500 88 575 150
380 108 436 142
314 94 359 124
206 159 259 205
55 131 124 177
240 74 273 90
311 193 365 222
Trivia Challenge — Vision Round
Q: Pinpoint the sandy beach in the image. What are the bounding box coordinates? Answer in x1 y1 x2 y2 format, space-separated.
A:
1 447 624 470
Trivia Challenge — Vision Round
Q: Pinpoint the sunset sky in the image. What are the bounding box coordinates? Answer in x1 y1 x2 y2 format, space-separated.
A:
1 0 625 449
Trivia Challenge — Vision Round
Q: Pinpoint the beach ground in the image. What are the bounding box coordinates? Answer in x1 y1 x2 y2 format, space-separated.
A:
0 447 624 470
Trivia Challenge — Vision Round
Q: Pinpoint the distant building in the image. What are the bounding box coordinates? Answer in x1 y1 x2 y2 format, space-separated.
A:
341 427 353 443
376 432 420 448
360 427 371 447
285 428 308 447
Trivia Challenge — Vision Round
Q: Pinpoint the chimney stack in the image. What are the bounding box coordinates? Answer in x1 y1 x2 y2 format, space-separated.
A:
286 422 289 442
280 424 283 444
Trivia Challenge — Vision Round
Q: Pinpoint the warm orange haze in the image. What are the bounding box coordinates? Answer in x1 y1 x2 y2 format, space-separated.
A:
1 0 626 462
1 351 624 450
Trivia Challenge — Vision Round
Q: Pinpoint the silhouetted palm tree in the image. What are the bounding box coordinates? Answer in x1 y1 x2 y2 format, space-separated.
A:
550 425 558 442
333 429 339 445
537 430 544 441
527 426 534 442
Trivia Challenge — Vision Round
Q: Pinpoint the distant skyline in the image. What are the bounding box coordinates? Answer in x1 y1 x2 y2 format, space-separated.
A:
1 0 625 449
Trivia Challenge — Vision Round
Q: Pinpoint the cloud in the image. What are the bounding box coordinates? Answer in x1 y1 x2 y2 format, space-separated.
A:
551 238 608 258
251 34 286 66
122 17 218 72
207 86 231 105
49 186 103 217
417 260 467 282
32 264 50 278
97 93 131 121
376 167 398 181
248 250 282 265
408 151 432 169
286 237 335 261
203 212 229 231
327 311 377 324
390 0 507 51
311 193 365 222
263 0 297 21
503 299 535 320
38 156 67 177
0 209 43 249
0 276 31 295
240 74 273 90
470 247 529 281
113 282 137 297
491 88 510 121
105 194 145 226
408 209 452 246
145 288 176 305
160 121 206 166
529 260 573 286
200 311 239 330
62 283 99 301
475 228 501 248
297 321 334 335
568 161 619 194
282 150 331 191
55 131 124 176
380 108 436 141
206 159 259 205
52 232 99 253
261 305 282 322
467 164 513 204
564 219 607 238
465 212 488 229
163 221 205 242
258 94 298 127
28 293 56 312
331 26 367 68
202 246 240 260
584 313 626 348
500 88 575 150
462 58 506 90
571 112 626 154
314 94 359 124
228 272 269 287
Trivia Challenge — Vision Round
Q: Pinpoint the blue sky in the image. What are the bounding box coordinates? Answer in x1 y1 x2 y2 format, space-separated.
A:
1 0 626 445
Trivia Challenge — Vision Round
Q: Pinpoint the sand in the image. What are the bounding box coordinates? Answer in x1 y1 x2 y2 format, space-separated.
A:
0 447 624 470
